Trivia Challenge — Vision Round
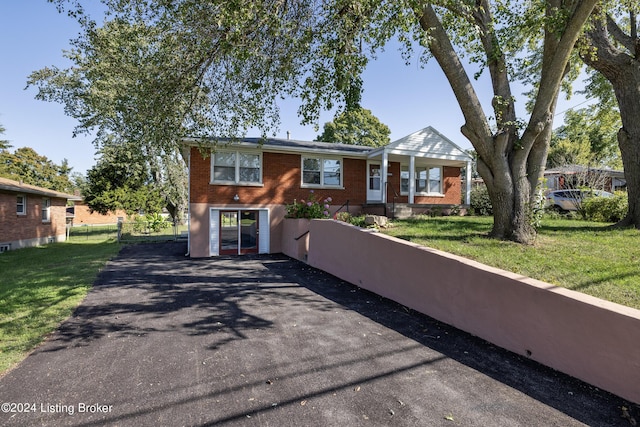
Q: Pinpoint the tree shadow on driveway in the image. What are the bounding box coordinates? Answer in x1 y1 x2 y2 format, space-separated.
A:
263 255 637 427
6 242 635 427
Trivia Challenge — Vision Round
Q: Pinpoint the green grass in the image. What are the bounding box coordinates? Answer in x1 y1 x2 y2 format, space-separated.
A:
382 216 640 310
0 241 121 374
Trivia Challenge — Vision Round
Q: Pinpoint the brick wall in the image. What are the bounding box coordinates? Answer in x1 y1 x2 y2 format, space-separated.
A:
386 163 462 204
0 191 68 247
72 203 127 225
190 147 463 207
190 147 368 208
414 166 462 204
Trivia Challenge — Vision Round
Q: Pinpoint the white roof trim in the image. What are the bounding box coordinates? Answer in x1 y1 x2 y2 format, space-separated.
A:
370 126 473 162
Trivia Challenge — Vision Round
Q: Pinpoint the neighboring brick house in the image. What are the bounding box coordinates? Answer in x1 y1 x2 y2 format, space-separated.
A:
183 126 473 257
0 177 81 251
70 203 128 225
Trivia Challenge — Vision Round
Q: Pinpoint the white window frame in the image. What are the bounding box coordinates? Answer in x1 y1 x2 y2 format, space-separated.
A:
210 150 263 186
301 156 343 188
17 194 26 215
403 164 443 196
400 165 410 195
41 197 51 222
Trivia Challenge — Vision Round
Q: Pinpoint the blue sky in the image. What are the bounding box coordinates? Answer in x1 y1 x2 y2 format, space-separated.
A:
0 2 587 175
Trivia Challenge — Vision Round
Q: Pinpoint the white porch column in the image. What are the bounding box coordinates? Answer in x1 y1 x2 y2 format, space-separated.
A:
409 155 415 204
381 150 388 204
465 160 472 205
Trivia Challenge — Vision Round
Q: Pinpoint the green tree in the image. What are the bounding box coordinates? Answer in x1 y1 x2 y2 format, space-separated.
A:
0 124 11 151
316 108 390 147
549 106 622 169
82 143 166 216
0 146 74 192
34 0 598 243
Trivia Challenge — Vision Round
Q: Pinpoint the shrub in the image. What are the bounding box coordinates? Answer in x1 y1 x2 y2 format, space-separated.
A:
132 213 170 233
286 191 332 219
470 185 493 216
334 212 367 227
334 211 351 222
583 191 628 223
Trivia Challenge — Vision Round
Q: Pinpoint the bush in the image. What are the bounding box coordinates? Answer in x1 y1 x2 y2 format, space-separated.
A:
334 212 367 227
470 185 493 216
583 191 628 223
286 191 332 219
132 213 170 233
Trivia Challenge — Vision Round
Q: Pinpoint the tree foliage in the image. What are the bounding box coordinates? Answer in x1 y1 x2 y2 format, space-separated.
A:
82 143 166 216
316 107 390 147
549 106 622 169
0 124 11 151
34 0 599 243
0 146 74 193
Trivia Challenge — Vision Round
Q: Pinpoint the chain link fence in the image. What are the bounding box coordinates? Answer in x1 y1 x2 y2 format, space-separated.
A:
68 221 188 243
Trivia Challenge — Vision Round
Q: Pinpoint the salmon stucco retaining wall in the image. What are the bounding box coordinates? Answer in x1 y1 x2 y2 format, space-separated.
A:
306 219 640 404
281 219 310 261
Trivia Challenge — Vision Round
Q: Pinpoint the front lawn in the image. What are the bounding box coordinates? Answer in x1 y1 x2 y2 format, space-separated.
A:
382 216 640 310
0 241 121 374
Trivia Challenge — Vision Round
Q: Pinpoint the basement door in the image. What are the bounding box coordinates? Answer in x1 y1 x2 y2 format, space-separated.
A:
210 209 269 256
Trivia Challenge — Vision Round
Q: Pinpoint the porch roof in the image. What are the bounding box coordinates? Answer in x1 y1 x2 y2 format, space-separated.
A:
368 126 473 166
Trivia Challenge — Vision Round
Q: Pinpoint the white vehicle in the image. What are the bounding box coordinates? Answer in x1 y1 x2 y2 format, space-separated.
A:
545 189 612 212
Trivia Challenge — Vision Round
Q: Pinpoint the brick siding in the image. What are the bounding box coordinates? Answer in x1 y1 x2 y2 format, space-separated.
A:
0 191 67 245
72 203 127 225
190 148 368 208
386 162 462 204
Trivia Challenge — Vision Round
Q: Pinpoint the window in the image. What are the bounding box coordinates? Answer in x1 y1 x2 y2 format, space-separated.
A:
17 194 26 215
402 165 443 194
211 151 262 185
400 166 409 194
302 157 342 187
42 198 51 222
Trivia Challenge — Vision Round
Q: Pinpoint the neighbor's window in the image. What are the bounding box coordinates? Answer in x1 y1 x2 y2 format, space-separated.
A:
211 150 262 185
17 194 26 215
41 197 51 222
302 157 342 187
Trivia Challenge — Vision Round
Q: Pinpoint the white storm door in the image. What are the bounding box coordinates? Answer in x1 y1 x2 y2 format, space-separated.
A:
367 162 382 202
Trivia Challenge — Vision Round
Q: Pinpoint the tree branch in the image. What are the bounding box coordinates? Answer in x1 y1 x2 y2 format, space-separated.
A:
523 0 598 153
418 4 493 162
606 13 635 52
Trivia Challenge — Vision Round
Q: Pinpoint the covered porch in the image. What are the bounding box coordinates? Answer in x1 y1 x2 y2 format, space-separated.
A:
363 127 473 210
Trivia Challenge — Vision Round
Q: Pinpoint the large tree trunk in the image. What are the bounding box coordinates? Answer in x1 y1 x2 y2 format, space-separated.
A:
582 12 640 229
419 1 595 243
610 62 640 228
616 116 640 228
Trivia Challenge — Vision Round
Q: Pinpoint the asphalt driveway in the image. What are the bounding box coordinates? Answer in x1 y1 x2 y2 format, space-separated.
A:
0 242 635 426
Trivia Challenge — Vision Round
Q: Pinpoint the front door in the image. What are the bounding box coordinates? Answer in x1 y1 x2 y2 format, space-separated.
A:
367 162 382 202
219 210 259 255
